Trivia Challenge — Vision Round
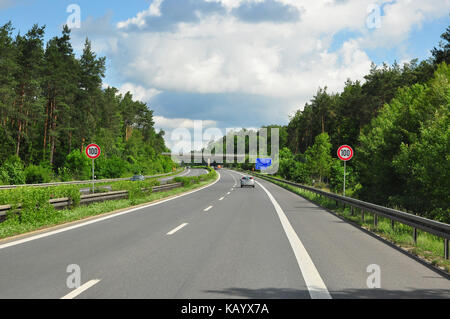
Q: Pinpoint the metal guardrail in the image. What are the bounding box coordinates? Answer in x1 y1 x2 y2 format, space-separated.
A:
248 172 450 260
0 183 183 222
0 169 186 190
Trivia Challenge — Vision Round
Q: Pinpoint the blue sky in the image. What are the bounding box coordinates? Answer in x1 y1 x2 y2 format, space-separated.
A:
1 0 449 150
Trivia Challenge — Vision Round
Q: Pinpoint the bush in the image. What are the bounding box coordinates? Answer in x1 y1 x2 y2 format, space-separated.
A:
24 164 53 184
0 156 26 185
291 161 310 184
329 159 357 194
64 150 91 180
96 156 129 179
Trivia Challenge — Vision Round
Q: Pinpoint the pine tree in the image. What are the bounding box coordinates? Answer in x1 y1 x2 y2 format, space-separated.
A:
43 25 77 166
14 24 45 160
0 22 18 161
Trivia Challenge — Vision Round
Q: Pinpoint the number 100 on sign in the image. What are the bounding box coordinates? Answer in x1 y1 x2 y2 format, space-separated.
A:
86 144 101 159
338 145 353 161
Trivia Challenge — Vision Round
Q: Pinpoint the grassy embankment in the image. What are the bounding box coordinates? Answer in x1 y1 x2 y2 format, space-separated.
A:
0 169 217 240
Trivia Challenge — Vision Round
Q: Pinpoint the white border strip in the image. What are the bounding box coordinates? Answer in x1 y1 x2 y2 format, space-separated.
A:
0 172 221 251
61 279 100 299
167 223 189 235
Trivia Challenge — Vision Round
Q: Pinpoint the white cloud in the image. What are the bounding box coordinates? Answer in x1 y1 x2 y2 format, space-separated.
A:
154 116 219 151
116 0 165 30
118 83 162 102
75 0 449 137
149 0 165 17
109 11 372 121
357 0 450 49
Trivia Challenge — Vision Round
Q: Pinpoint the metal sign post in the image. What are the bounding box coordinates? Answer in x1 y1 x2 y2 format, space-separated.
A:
92 158 95 194
344 160 346 197
337 145 354 197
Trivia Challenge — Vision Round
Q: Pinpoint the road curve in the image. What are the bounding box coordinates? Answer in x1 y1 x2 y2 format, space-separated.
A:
0 169 448 299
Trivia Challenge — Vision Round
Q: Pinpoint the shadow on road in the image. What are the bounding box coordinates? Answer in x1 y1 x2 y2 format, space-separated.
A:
203 287 450 299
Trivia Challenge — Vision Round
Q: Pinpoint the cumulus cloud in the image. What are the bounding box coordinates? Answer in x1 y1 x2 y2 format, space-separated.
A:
117 0 225 32
231 0 301 23
357 0 450 49
118 83 162 102
70 0 449 149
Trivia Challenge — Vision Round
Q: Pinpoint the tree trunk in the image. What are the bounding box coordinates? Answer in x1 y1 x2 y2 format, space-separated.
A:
16 87 25 157
43 100 49 159
321 115 325 134
68 131 72 154
81 137 85 153
49 100 57 166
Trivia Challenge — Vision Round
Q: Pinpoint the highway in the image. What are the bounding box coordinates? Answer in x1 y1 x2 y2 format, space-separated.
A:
0 169 448 299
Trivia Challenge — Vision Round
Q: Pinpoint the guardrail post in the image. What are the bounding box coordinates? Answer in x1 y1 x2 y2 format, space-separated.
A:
374 214 378 228
351 206 354 216
391 219 395 230
413 228 417 245
445 239 449 260
361 210 365 222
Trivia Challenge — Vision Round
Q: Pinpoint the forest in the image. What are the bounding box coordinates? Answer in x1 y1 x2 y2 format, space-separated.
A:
0 20 448 223
222 27 449 223
0 22 174 184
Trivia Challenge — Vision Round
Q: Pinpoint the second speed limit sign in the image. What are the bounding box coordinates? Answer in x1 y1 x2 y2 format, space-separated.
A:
86 144 101 159
337 145 354 161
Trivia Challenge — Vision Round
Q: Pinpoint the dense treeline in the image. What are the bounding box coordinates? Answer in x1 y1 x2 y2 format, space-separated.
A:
281 26 449 222
0 22 174 184
223 27 449 222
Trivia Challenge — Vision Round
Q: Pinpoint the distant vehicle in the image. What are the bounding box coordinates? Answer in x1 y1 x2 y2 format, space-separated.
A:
241 176 255 188
130 175 145 182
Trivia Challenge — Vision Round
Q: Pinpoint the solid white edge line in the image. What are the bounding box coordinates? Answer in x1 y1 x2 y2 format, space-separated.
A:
228 170 237 185
167 223 189 235
204 206 213 212
0 171 221 251
231 171 331 300
61 279 100 299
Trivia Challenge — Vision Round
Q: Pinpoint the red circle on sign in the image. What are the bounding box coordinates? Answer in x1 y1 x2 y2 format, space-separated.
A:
337 145 353 161
86 144 101 159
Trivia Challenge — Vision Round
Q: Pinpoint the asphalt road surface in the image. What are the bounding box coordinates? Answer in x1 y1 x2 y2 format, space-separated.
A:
0 169 448 299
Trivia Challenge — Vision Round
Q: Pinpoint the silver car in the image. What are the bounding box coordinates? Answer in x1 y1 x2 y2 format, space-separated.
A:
130 175 145 182
241 176 255 188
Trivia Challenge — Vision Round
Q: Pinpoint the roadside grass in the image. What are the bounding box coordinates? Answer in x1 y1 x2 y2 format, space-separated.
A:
0 170 218 240
0 168 191 209
259 176 450 274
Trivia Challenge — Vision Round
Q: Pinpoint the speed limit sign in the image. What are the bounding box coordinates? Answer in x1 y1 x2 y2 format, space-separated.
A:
86 144 101 159
86 144 101 194
337 145 354 162
337 145 354 197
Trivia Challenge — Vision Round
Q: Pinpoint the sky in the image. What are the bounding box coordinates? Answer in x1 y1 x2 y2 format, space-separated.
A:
1 0 449 151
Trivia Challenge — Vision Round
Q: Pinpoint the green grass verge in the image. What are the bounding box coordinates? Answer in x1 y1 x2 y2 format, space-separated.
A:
0 170 218 240
258 175 450 274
